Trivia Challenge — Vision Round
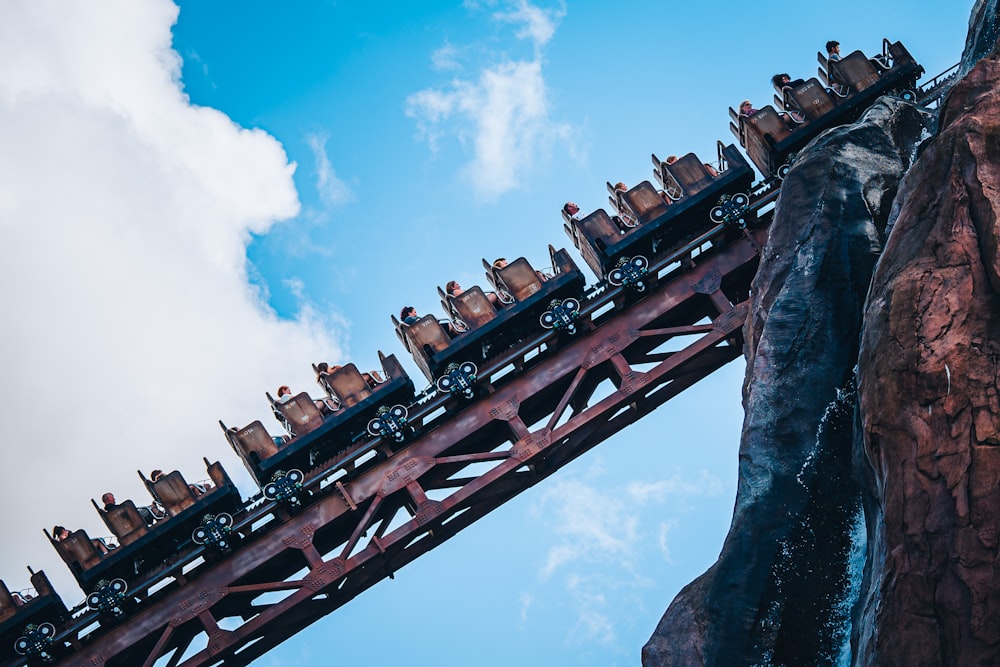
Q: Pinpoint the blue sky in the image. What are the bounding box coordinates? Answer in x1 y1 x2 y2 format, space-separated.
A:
0 1 971 666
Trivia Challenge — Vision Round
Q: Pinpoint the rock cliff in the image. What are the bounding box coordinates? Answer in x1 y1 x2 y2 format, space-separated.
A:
643 3 1000 664
855 34 1000 667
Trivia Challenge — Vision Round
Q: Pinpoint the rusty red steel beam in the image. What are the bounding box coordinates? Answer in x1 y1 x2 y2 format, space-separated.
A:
54 228 763 667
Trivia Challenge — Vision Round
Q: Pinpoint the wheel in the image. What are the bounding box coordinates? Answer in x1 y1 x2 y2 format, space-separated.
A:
14 637 28 655
436 376 452 392
193 527 208 544
608 268 624 285
731 192 749 208
264 483 279 499
111 579 127 594
900 89 916 102
394 431 405 442
777 164 791 180
632 255 648 270
390 405 407 420
367 419 382 436
710 206 726 223
540 312 556 328
635 282 646 293
459 361 477 376
217 513 232 527
563 298 579 312
288 469 304 484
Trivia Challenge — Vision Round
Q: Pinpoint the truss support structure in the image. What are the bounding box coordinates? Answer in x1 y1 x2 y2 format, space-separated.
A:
53 228 764 667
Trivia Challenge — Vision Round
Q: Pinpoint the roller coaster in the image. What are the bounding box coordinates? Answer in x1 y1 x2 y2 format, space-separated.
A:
1 39 953 667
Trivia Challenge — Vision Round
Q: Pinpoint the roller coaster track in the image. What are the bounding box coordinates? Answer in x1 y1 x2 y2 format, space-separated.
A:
27 198 771 667
3 41 958 666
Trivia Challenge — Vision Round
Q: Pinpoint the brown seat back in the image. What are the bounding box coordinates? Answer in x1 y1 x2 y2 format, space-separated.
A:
450 286 497 330
832 51 879 92
274 392 324 437
787 79 835 120
403 315 452 356
52 529 103 571
496 258 542 301
887 41 915 67
102 501 149 546
229 420 278 463
621 181 670 223
205 459 228 488
665 156 713 199
324 363 370 409
151 470 196 517
577 209 622 247
744 106 792 146
0 580 15 622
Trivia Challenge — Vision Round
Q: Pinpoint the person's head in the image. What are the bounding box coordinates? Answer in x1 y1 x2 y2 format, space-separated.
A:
445 280 461 296
739 100 754 114
316 362 329 374
772 73 791 88
53 525 68 540
826 40 840 55
493 257 508 269
562 202 580 217
277 385 291 397
665 155 678 164
150 469 163 482
400 306 417 321
101 492 115 506
614 182 627 192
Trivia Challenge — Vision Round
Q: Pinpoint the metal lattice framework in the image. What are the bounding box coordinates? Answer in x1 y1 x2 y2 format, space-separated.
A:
40 226 764 667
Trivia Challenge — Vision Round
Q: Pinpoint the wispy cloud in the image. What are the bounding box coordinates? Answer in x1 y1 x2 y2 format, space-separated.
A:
519 591 533 624
492 0 561 52
305 131 353 206
406 0 573 199
431 42 462 72
529 462 724 646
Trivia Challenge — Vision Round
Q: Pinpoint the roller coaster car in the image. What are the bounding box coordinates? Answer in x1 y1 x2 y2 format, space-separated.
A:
564 143 754 282
392 247 586 384
49 460 239 591
0 571 68 664
732 38 923 180
223 353 414 487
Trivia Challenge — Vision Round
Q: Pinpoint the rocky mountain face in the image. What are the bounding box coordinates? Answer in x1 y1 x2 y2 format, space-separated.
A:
643 3 1000 665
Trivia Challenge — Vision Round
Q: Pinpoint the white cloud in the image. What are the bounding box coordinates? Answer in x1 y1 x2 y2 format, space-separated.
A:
529 463 723 646
492 0 563 51
657 519 680 563
305 131 353 206
431 43 462 72
0 0 343 598
405 1 574 199
626 469 725 503
519 591 533 623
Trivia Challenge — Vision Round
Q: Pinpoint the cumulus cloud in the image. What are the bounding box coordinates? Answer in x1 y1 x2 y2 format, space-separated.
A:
405 0 573 199
0 0 342 598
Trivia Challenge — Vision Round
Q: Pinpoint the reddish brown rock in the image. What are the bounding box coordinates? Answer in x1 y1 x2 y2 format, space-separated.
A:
855 53 1000 666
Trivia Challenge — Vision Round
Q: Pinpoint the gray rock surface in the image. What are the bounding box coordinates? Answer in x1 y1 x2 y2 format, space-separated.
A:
643 99 934 666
